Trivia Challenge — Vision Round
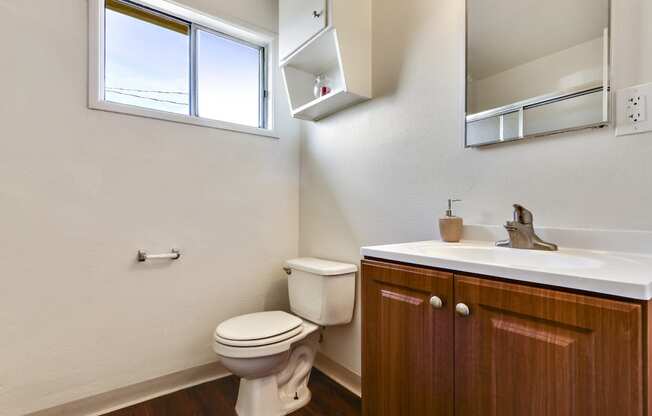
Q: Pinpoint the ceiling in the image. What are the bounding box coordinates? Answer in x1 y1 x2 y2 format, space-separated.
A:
468 0 609 80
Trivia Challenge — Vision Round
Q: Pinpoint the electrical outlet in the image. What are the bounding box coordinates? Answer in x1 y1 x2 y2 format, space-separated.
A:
616 83 652 136
626 95 647 123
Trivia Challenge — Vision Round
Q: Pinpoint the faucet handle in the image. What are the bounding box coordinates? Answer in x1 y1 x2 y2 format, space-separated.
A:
513 204 534 225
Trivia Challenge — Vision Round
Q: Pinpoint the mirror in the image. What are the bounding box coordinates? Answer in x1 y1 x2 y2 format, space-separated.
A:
465 0 610 147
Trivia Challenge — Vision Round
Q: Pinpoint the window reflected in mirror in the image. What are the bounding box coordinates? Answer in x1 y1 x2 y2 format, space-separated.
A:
465 0 610 147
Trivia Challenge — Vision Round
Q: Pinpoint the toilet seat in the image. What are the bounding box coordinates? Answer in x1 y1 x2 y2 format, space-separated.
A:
216 325 303 347
216 311 303 342
214 319 319 359
215 311 305 348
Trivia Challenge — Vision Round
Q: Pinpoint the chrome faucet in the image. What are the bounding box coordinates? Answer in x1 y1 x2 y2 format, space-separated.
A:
496 204 558 251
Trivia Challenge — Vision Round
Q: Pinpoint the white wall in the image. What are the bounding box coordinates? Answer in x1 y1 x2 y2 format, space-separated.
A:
469 37 604 113
299 0 652 376
0 1 300 415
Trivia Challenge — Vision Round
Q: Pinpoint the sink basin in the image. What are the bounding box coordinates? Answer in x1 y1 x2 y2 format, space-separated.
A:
412 245 604 271
361 240 652 299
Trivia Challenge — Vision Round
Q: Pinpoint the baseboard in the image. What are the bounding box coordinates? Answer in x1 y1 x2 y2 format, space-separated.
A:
26 355 358 416
25 362 230 416
313 353 361 397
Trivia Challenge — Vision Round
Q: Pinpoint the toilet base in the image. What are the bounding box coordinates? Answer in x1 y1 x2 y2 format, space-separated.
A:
234 331 319 416
235 377 312 416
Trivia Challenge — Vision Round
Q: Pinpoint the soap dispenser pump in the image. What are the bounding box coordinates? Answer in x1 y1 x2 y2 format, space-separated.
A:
439 198 463 242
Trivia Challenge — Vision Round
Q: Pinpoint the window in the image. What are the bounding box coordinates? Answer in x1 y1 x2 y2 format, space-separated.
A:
196 29 263 128
90 0 275 136
105 1 191 115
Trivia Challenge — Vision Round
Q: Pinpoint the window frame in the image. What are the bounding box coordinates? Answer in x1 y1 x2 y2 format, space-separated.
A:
89 0 278 138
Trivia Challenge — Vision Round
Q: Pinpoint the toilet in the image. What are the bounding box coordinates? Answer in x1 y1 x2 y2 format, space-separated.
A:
213 258 357 416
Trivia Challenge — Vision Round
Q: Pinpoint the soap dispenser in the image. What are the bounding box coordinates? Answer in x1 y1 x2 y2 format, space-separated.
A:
439 198 463 242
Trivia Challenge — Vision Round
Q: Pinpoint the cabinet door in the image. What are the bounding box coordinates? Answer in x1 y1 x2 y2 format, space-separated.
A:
454 274 643 416
362 260 454 416
279 0 327 60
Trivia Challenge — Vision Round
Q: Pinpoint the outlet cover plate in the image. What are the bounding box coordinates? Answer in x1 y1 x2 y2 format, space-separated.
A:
616 83 652 136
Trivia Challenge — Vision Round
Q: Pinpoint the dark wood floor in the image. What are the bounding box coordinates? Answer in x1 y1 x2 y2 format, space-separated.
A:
103 369 361 416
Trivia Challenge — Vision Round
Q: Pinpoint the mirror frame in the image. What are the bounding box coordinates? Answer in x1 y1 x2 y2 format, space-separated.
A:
464 0 612 148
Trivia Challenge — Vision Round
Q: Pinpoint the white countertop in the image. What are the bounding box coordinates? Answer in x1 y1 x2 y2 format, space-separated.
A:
361 240 652 300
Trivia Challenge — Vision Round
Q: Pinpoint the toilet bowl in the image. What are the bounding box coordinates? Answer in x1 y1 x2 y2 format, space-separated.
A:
214 312 320 416
213 258 357 416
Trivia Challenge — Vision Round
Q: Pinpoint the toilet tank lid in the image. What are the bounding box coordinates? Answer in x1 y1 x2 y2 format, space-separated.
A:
285 257 358 276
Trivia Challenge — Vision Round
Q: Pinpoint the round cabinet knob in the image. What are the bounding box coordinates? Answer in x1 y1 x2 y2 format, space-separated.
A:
430 296 444 309
455 303 470 317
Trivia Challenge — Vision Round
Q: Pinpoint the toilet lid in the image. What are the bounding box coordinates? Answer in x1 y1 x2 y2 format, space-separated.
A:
216 311 303 342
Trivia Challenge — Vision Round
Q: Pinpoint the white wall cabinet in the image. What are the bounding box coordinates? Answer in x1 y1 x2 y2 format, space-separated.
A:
279 0 372 121
279 0 327 61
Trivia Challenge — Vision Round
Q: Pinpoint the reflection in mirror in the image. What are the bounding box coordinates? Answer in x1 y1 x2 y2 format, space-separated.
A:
524 90 605 136
465 0 610 147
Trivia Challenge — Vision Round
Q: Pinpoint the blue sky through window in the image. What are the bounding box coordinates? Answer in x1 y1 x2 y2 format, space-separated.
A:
105 8 190 115
104 3 264 128
197 30 261 128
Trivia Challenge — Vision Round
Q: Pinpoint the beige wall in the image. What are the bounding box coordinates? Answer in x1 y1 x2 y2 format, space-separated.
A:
300 0 652 376
0 1 300 415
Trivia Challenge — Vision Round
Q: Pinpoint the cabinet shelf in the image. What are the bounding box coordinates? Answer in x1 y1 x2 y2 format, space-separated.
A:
279 1 371 121
291 89 366 120
281 27 339 74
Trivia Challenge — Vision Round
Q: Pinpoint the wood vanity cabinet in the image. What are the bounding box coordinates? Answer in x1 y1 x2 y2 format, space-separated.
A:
361 260 454 416
362 259 646 416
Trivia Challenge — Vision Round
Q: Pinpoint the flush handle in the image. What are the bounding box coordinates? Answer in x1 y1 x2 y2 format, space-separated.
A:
313 10 323 18
455 303 471 317
430 296 444 309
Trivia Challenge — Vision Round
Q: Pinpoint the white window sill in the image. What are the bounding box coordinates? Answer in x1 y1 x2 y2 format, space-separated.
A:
89 100 279 139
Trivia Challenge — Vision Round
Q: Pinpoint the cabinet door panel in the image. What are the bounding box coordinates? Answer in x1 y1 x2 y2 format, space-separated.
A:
279 0 327 59
454 274 643 416
362 260 454 416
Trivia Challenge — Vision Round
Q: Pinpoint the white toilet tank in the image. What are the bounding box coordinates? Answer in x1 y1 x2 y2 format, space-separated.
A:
285 258 357 326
